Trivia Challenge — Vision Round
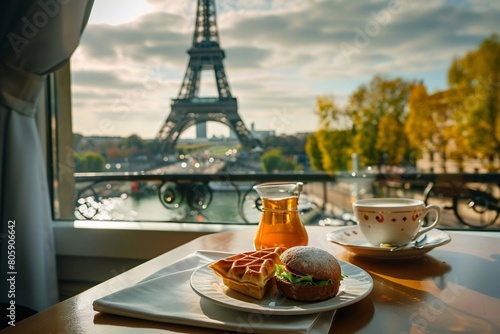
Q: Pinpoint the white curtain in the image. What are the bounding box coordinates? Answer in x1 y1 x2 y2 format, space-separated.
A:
0 0 94 311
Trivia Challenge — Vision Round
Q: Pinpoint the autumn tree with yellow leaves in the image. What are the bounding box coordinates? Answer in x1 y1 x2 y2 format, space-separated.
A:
305 95 353 173
346 75 416 168
406 34 500 171
306 76 415 172
406 85 460 172
448 34 500 171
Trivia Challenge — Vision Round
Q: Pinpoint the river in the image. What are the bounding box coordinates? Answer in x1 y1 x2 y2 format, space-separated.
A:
76 189 262 224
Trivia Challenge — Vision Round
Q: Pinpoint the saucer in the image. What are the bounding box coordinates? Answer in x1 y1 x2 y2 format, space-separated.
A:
327 226 451 259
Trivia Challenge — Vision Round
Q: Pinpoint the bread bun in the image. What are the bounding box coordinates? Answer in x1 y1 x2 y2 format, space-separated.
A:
276 278 340 302
275 246 341 302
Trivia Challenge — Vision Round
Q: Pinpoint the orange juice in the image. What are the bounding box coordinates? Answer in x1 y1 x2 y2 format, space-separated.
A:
253 196 308 249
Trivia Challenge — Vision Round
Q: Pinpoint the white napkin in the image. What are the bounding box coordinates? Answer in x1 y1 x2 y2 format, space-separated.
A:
93 251 335 334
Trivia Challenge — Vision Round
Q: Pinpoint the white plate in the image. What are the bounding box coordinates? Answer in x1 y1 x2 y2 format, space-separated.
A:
190 260 373 315
327 226 451 259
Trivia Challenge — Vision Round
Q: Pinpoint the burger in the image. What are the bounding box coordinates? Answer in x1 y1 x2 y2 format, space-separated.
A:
275 246 342 302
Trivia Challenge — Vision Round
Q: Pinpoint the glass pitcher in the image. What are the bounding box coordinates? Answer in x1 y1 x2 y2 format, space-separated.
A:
253 182 309 250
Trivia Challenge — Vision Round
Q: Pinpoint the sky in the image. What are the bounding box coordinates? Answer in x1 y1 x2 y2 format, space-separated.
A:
70 0 500 139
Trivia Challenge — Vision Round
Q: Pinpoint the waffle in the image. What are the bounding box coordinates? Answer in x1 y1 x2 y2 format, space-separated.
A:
209 247 285 299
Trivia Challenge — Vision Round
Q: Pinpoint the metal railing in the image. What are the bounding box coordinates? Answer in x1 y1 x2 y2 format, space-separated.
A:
73 172 500 229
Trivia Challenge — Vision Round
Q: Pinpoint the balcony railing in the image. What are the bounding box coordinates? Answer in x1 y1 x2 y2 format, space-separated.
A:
72 172 500 230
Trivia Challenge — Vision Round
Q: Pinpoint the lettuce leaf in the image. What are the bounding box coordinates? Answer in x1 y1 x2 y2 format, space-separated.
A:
275 264 333 287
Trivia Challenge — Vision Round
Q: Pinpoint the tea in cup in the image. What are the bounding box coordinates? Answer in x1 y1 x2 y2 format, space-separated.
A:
352 198 441 247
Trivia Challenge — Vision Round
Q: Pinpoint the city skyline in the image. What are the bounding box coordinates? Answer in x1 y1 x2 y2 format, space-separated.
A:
71 0 500 139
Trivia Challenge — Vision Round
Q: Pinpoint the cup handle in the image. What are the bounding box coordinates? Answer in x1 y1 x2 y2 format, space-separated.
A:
413 204 441 240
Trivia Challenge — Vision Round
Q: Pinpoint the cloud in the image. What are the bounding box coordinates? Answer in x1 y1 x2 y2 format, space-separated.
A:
72 70 128 88
78 12 189 65
225 46 270 68
72 0 500 138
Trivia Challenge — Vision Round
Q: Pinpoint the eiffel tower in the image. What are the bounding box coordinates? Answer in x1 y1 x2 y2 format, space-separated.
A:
156 0 259 154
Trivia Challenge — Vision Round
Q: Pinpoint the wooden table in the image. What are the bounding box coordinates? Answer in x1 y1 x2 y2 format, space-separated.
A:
3 226 500 333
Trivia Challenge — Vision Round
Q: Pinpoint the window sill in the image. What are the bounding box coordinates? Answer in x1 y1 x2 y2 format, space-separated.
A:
53 220 250 260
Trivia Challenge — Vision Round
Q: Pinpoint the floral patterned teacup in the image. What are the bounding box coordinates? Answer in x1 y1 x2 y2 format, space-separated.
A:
352 198 441 247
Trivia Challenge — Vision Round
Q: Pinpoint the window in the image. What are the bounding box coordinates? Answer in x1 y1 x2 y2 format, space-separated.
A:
50 0 500 230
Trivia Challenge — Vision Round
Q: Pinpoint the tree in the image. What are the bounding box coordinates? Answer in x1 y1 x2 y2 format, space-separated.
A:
405 85 457 172
107 146 124 160
314 95 351 129
262 135 306 155
315 129 353 173
447 34 500 171
305 133 323 171
74 153 82 171
261 148 300 173
347 75 416 168
123 134 145 150
122 134 148 159
305 95 353 172
76 152 106 172
377 113 408 166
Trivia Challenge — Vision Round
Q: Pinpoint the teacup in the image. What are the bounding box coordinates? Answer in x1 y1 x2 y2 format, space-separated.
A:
352 198 441 247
